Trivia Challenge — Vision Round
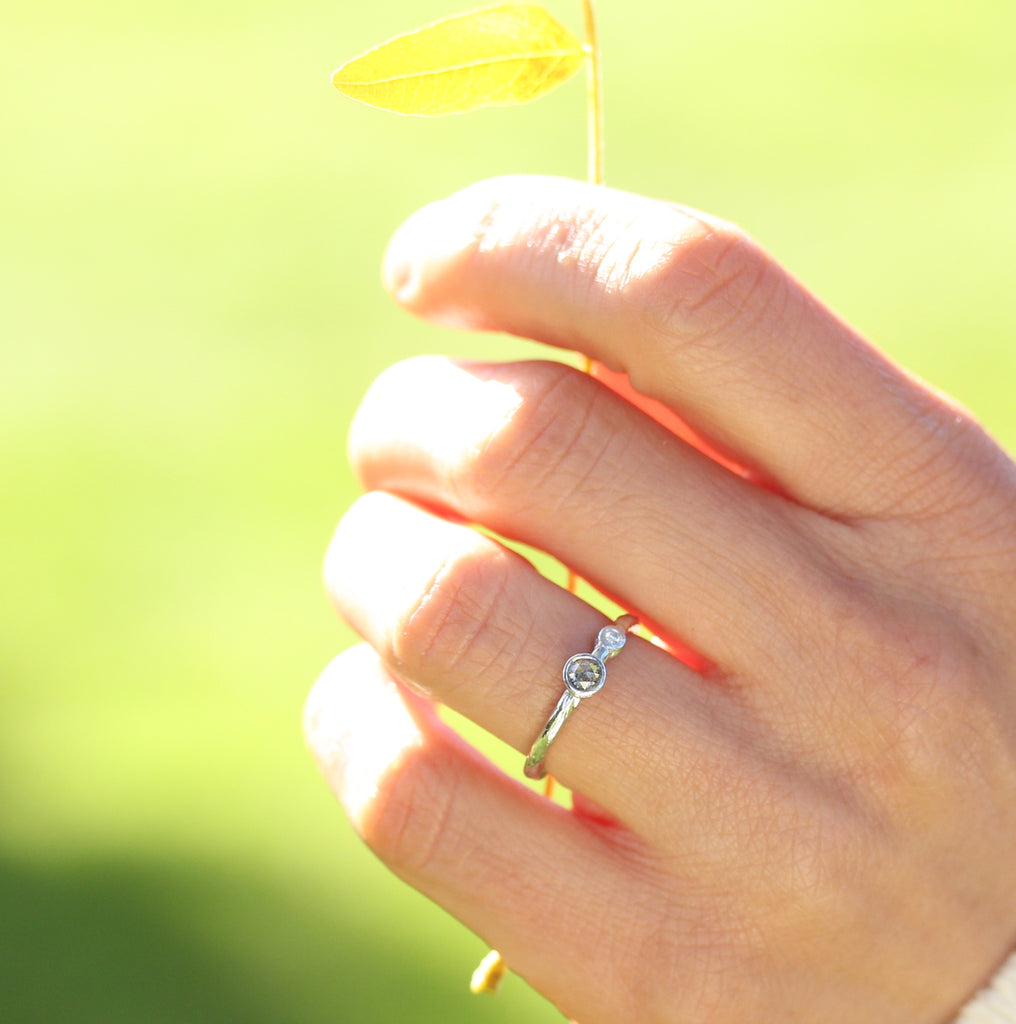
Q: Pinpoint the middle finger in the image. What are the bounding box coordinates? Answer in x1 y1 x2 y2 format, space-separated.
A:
349 354 842 691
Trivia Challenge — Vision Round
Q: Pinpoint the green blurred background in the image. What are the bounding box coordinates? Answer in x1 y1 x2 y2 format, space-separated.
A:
1 0 1013 1020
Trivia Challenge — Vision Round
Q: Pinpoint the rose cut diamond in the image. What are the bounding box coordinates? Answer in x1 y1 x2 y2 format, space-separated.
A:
563 654 605 695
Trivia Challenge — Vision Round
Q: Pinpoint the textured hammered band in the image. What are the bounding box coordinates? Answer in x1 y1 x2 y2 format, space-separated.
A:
524 614 637 780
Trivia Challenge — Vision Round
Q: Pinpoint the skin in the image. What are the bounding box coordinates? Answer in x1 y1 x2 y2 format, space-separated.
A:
304 175 1016 1024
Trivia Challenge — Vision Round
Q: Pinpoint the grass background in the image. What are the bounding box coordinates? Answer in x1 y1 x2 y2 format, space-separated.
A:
1 0 1014 1020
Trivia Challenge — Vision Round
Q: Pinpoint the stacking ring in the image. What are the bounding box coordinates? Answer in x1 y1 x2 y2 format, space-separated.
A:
524 614 638 780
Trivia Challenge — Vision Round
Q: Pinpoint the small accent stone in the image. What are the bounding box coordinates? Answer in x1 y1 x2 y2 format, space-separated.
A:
598 626 626 650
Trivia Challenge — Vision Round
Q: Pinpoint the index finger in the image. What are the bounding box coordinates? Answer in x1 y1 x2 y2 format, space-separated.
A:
382 175 982 520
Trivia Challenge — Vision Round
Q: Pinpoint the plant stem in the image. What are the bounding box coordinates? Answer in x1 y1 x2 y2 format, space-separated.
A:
561 22 600 1020
581 0 604 187
577 0 601 382
471 2 604 998
573 0 601 450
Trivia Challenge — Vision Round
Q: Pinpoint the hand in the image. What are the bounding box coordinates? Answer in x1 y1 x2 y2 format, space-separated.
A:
305 176 1016 1024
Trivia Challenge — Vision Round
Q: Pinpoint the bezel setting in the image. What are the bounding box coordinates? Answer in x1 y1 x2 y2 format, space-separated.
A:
562 653 606 697
597 625 627 650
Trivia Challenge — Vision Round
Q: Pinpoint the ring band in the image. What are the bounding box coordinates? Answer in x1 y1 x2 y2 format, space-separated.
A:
524 614 637 780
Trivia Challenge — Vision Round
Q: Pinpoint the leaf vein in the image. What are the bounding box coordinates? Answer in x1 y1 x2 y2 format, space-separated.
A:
335 51 582 87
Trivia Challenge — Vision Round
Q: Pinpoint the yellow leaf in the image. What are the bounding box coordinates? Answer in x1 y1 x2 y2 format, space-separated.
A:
332 5 585 116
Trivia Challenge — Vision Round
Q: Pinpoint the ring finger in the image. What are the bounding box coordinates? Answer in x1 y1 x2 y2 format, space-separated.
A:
325 488 756 844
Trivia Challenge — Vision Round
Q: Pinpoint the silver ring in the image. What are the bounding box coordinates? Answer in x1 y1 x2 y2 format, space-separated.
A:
524 614 637 780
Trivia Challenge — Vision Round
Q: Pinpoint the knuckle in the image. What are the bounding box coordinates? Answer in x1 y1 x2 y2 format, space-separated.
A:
451 363 611 517
637 213 786 347
876 404 1016 530
360 743 463 877
879 618 989 768
388 537 517 693
809 569 988 778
